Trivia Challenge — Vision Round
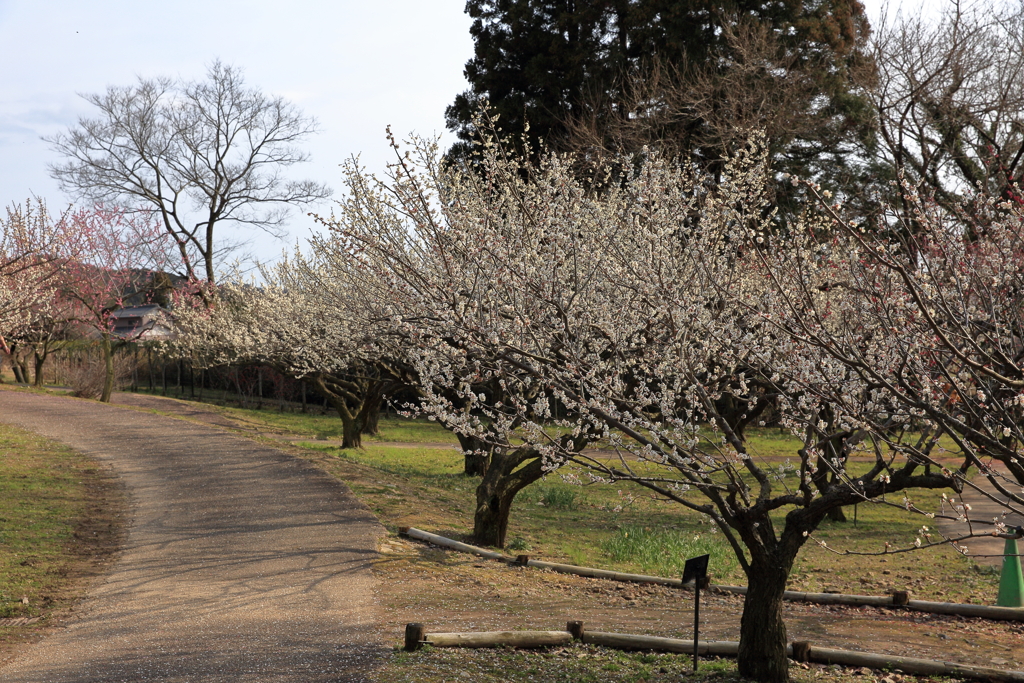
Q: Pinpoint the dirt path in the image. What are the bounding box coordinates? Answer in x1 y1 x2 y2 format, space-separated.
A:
80 393 1024 670
0 390 384 682
935 462 1024 567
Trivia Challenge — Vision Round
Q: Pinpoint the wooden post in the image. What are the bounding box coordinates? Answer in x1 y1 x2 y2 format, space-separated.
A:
791 641 812 662
405 623 426 651
567 621 584 640
257 366 263 409
425 631 572 648
693 579 701 671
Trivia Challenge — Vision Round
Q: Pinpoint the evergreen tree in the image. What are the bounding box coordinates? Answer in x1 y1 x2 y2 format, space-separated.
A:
446 0 624 160
446 0 876 204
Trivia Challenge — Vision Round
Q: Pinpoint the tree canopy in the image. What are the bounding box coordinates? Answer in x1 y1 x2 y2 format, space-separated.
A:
445 0 875 194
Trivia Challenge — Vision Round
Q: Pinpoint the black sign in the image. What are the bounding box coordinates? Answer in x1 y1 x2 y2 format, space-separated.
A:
682 554 709 585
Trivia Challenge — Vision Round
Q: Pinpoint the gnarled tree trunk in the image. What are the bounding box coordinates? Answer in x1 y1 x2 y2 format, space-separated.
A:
473 446 545 547
737 550 793 683
313 375 363 450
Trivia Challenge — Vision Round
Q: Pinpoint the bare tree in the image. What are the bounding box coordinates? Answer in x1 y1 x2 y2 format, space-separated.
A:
47 62 331 283
870 1 1024 215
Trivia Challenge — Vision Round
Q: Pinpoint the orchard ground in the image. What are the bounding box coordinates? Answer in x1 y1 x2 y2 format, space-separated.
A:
1 383 1022 681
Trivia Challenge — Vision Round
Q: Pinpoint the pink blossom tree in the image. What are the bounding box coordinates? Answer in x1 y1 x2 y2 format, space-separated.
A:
58 205 174 402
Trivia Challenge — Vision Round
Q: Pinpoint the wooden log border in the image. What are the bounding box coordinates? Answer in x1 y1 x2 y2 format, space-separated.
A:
398 527 1024 622
404 621 1024 683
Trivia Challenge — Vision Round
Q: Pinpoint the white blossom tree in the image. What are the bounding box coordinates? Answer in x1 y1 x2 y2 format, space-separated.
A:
751 175 1024 534
310 128 987 683
170 255 400 448
0 200 72 357
306 131 605 546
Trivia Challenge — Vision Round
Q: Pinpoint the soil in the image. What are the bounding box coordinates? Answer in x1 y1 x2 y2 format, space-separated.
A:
0 389 383 682
369 535 1024 672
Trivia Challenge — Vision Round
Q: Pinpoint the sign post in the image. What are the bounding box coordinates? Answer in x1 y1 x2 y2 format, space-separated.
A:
682 553 710 673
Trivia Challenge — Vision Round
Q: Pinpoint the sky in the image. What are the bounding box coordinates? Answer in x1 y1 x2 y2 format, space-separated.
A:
0 0 475 267
0 0 920 271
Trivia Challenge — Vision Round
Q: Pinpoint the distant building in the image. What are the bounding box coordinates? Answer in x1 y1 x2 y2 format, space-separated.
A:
108 305 177 341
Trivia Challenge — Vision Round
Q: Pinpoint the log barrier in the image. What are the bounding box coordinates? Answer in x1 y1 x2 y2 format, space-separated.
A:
398 526 1024 621
404 621 1024 682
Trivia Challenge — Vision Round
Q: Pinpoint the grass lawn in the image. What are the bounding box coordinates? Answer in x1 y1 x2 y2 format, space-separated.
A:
383 646 901 683
0 419 125 660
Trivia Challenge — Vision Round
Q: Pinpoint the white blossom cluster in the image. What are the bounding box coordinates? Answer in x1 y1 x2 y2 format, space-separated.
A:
300 128 975 574
0 200 67 351
763 176 1024 517
169 252 388 386
169 254 400 445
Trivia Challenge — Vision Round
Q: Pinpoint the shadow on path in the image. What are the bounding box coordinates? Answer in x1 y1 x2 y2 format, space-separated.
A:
0 390 385 682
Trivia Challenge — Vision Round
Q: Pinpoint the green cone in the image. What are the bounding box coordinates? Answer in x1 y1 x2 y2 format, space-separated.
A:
997 537 1024 607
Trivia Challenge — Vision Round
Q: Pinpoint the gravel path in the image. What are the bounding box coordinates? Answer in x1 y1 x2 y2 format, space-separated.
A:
0 390 384 682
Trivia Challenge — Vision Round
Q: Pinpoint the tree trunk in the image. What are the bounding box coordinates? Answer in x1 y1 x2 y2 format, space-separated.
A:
340 411 362 449
737 550 794 683
100 335 115 403
457 433 490 476
360 385 386 436
473 447 545 547
33 349 48 387
313 375 363 449
826 507 847 522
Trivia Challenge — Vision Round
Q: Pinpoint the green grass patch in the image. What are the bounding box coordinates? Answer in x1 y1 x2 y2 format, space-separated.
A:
0 423 108 621
379 645 894 683
602 525 739 579
534 483 587 510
